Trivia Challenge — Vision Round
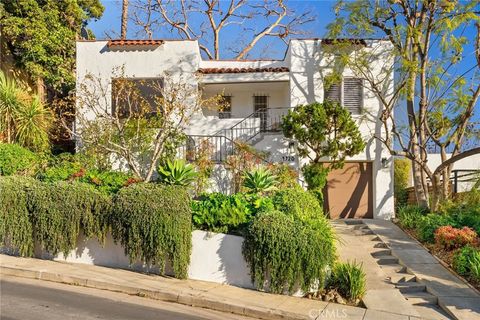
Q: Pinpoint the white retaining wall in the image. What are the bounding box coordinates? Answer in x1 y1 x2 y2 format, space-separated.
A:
4 230 254 289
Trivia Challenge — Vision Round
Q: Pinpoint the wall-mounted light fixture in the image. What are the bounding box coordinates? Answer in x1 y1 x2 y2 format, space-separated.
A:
288 141 296 152
381 157 389 168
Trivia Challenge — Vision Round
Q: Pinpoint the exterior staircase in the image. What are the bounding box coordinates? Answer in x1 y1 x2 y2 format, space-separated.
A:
342 220 453 320
183 108 289 163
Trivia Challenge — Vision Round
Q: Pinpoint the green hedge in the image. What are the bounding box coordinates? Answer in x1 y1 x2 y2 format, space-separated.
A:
0 176 110 256
111 183 192 279
272 187 324 221
0 144 39 176
243 210 336 294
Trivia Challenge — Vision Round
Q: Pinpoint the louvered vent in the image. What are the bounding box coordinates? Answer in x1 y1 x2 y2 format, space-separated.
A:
324 83 341 103
343 78 363 114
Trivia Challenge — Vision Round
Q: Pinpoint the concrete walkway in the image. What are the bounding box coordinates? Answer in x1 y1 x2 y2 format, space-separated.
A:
364 220 480 320
0 254 412 320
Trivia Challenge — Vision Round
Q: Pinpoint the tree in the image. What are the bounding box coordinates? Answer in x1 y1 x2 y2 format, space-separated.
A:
121 0 129 39
0 0 104 97
282 101 366 166
282 101 365 198
60 69 221 182
0 71 52 151
129 0 314 59
328 0 480 210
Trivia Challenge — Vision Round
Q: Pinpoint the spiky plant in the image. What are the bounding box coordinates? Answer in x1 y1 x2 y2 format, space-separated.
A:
243 167 278 194
15 97 52 151
0 71 24 143
157 159 197 186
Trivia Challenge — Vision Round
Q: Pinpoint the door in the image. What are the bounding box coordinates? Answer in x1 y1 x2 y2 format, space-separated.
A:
323 162 373 219
253 95 268 131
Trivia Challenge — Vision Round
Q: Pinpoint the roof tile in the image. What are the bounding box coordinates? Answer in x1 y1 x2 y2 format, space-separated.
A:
198 67 289 74
107 39 164 47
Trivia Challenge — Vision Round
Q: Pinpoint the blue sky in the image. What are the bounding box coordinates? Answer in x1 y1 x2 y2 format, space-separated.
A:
89 0 337 59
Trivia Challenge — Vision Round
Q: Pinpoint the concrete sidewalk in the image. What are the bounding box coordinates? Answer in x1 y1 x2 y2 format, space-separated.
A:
365 220 480 320
0 254 406 320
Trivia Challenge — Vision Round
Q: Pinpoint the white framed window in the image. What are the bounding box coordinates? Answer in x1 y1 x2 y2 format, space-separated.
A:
324 77 363 114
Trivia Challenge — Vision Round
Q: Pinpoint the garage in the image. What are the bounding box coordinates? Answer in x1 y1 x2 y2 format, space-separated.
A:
323 162 373 219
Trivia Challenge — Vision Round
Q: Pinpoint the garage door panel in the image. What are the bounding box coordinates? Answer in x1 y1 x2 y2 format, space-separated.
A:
323 162 373 219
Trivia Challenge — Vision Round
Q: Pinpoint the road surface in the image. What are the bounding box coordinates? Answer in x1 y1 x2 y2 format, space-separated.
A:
0 276 252 320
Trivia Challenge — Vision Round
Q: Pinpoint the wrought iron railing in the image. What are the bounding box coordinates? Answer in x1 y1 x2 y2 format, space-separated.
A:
217 107 290 143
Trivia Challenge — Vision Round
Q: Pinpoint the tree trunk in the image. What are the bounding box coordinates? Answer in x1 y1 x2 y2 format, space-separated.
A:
121 0 129 39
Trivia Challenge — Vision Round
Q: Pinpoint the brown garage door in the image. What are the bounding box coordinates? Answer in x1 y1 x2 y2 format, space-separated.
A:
323 162 373 219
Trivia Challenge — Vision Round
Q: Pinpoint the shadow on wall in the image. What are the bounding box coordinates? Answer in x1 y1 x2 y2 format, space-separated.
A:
216 232 254 289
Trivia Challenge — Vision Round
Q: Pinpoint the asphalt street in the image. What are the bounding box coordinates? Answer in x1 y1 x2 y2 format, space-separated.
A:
0 276 252 320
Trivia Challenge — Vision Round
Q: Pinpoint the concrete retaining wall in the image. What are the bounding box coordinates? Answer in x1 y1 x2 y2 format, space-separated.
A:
3 230 254 289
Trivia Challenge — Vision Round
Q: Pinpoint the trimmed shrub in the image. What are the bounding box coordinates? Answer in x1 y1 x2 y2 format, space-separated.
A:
397 205 426 229
191 192 273 233
242 210 336 294
0 176 36 256
272 187 324 221
331 261 366 302
111 183 192 279
453 245 480 281
417 213 457 243
27 181 111 256
0 143 38 176
434 226 477 250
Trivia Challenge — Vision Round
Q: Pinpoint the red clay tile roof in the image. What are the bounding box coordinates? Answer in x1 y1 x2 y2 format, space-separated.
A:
107 39 165 47
198 67 289 74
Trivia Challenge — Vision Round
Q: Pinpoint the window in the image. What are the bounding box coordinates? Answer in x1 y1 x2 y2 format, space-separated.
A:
111 78 163 118
254 95 268 131
324 77 363 114
218 95 232 119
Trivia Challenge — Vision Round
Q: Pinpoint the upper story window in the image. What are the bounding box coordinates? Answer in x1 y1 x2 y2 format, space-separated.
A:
324 77 363 115
218 95 232 119
111 78 163 118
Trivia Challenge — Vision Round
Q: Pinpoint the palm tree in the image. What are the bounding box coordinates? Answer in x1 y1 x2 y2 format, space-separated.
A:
0 71 23 143
0 71 52 151
15 96 52 151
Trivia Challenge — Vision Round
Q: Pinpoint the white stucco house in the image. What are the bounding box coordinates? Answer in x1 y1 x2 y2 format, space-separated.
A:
76 38 395 219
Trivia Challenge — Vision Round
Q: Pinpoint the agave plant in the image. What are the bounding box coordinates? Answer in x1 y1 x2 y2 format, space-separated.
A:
157 159 197 186
243 167 278 194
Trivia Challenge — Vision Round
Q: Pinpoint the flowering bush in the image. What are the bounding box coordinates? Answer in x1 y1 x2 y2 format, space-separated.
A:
434 226 477 250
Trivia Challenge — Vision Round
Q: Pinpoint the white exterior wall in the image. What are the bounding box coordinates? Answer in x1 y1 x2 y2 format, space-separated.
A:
288 40 395 219
76 39 395 219
76 40 201 121
408 154 480 192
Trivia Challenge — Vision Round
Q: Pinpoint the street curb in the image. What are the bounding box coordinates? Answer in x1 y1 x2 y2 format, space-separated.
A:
0 266 300 320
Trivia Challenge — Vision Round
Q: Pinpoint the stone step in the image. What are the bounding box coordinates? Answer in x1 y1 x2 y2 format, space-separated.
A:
375 255 400 265
353 229 374 236
388 273 416 283
371 249 392 257
344 219 364 225
404 291 438 305
353 224 369 230
379 263 407 274
373 241 389 249
395 282 426 293
413 304 453 320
